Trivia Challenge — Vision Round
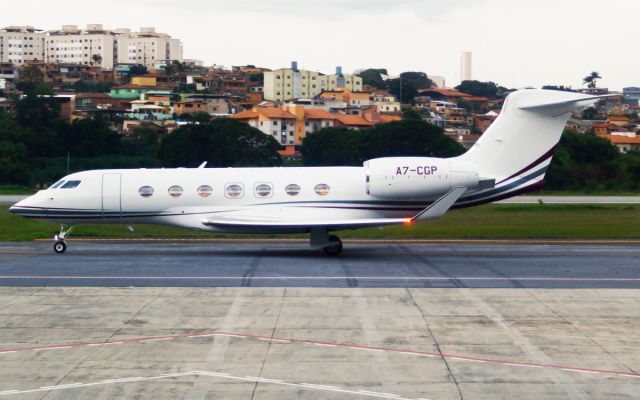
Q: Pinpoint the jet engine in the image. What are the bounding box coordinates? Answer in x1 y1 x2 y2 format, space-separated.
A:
364 157 480 199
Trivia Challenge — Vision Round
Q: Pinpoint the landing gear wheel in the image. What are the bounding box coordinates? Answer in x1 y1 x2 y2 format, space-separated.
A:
323 235 343 256
52 224 73 254
53 241 67 254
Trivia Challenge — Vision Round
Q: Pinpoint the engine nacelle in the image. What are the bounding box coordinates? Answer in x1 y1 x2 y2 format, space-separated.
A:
365 157 480 199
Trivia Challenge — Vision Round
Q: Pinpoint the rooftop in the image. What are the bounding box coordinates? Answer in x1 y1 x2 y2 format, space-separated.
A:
335 114 374 127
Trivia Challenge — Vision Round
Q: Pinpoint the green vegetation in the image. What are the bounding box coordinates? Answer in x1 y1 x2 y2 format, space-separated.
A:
356 69 432 103
547 131 640 192
583 71 602 88
158 118 282 167
0 185 35 195
0 86 282 186
455 80 509 99
300 111 464 166
2 204 638 241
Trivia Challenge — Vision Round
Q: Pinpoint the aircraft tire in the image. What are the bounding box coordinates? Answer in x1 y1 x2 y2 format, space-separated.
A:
53 241 67 254
323 235 343 256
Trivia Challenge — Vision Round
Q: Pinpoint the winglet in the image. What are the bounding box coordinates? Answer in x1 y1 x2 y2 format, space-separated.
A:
198 161 207 168
411 186 467 222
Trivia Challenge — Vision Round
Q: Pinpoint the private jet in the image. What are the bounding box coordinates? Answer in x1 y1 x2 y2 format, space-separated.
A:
10 89 601 255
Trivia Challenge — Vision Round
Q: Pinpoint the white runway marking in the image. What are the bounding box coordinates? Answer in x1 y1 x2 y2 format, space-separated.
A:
0 370 419 399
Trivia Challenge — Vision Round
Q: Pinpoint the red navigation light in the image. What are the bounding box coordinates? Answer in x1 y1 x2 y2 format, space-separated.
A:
403 218 413 225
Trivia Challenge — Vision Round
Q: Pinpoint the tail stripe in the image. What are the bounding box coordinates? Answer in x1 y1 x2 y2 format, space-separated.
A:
459 165 548 203
495 145 557 185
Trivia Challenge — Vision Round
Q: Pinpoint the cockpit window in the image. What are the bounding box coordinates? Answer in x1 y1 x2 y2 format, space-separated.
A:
50 180 65 189
60 180 81 189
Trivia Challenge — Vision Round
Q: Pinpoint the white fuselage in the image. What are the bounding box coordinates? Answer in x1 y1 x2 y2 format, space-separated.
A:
13 166 460 233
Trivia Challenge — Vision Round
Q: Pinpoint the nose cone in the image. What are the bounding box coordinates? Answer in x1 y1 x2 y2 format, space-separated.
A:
9 195 35 216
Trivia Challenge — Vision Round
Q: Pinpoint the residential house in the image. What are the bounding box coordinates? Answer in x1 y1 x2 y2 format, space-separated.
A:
109 84 151 99
231 108 297 146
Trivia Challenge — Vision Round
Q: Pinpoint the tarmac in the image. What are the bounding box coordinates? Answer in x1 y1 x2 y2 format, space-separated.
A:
0 241 639 399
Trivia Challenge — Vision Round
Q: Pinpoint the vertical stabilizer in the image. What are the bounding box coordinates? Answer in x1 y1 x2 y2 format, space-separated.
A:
454 89 599 206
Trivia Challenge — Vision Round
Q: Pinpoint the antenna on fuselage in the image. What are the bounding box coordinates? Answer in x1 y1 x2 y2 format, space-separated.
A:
198 161 207 168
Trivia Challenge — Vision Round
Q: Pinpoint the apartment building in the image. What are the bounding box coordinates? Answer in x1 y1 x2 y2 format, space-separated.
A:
0 26 45 65
115 27 182 68
46 25 116 68
263 62 363 101
45 25 182 69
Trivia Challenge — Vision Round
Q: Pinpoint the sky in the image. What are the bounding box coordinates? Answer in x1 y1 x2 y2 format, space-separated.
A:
3 0 639 90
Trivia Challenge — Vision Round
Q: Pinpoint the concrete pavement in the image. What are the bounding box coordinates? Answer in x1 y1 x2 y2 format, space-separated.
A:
0 287 638 399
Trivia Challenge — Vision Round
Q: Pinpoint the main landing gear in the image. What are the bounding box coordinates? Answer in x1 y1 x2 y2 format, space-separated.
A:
310 228 343 256
53 224 73 254
323 234 343 256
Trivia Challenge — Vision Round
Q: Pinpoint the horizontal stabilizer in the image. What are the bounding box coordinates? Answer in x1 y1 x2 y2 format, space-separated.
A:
411 186 467 222
518 94 611 116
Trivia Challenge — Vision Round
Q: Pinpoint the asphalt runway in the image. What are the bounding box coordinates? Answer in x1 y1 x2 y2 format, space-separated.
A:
0 240 638 288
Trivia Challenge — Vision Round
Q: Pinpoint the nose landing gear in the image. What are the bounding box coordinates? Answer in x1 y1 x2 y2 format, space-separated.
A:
53 225 74 254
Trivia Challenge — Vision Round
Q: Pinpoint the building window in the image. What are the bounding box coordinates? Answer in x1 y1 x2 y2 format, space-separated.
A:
273 121 277 126
168 185 183 198
225 183 243 198
139 186 154 197
314 183 330 196
254 183 273 198
197 185 213 197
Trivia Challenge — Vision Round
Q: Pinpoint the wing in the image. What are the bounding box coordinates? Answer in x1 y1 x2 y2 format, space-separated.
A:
201 186 467 231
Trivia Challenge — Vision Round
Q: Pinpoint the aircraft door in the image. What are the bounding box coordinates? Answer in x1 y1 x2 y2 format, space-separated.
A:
102 173 121 216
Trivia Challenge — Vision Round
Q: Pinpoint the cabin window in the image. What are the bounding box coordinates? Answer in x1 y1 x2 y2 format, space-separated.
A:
285 184 301 196
225 184 243 198
139 186 154 197
197 185 213 197
314 183 330 196
50 180 65 189
168 185 183 198
61 180 81 189
254 183 272 198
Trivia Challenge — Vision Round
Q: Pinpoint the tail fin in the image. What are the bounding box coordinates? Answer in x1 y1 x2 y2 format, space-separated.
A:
455 89 599 202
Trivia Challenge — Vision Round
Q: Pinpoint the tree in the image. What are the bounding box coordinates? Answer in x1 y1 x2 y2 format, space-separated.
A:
358 69 387 89
386 78 418 103
455 80 500 99
249 73 264 83
583 71 602 89
19 64 44 84
545 130 620 191
364 118 464 159
158 118 282 167
72 79 114 93
128 64 148 78
300 118 464 166
91 54 102 67
300 127 368 166
581 107 598 120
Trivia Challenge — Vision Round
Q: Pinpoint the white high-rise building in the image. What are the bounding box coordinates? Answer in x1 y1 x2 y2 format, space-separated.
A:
46 25 116 68
0 26 46 65
45 25 182 69
115 27 182 67
461 51 472 83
